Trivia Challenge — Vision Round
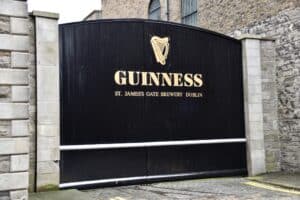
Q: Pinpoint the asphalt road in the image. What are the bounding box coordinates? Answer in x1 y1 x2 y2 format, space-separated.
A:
84 177 300 200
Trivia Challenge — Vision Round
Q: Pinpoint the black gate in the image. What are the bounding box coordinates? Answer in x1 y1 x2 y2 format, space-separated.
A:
59 19 246 188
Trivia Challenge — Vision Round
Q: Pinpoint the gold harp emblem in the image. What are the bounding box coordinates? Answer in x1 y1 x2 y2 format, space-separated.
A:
150 36 170 66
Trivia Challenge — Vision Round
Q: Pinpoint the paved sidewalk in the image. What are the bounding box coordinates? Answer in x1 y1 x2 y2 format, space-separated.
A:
84 177 300 200
248 172 300 190
30 189 92 200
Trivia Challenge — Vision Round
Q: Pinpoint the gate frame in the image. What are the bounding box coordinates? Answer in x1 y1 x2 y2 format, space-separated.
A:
33 12 266 190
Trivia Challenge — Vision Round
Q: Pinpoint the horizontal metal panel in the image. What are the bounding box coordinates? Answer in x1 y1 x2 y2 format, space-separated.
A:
60 138 246 151
60 169 246 188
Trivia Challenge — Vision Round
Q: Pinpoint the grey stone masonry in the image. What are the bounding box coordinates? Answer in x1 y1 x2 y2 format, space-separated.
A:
0 0 30 199
241 36 266 176
31 10 60 192
260 40 281 172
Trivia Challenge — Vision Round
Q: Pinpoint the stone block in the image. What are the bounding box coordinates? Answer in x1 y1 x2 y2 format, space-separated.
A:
36 172 59 191
247 63 262 76
249 113 262 122
37 66 59 101
10 190 28 200
37 124 59 137
10 17 28 34
0 34 29 51
10 154 29 172
249 139 265 150
246 75 262 85
247 56 261 67
0 121 11 137
37 101 59 125
32 11 59 20
36 42 58 66
247 84 262 95
0 16 10 33
0 172 28 191
249 149 266 175
11 52 28 68
0 156 9 173
35 17 59 66
0 86 11 100
11 86 29 102
248 103 263 114
248 122 264 139
0 51 10 68
0 137 29 155
37 161 59 174
245 39 260 49
36 18 58 41
37 136 59 150
0 0 27 17
0 69 28 85
37 148 59 162
245 47 260 58
248 94 262 104
0 103 28 119
11 120 29 136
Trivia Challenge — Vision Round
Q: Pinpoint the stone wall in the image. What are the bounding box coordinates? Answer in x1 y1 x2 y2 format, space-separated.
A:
197 0 299 34
234 7 300 172
101 0 181 22
102 0 150 19
0 0 30 199
260 39 281 172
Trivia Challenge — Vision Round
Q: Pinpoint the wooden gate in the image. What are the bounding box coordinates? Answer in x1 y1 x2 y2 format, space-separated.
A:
59 19 246 188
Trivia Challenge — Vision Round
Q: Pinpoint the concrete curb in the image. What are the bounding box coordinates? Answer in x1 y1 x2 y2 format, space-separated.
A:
247 174 300 191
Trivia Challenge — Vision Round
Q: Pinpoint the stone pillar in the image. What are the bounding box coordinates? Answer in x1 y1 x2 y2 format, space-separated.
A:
241 35 266 176
31 11 60 192
260 39 281 172
0 0 30 199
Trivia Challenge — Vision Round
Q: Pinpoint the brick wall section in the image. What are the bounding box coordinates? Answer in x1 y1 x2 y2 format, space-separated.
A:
234 7 300 172
0 0 30 199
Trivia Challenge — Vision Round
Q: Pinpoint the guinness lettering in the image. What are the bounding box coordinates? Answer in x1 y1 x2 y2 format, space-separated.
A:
114 70 203 87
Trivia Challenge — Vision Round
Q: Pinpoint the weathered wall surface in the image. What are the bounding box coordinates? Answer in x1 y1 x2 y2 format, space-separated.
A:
0 0 30 199
198 0 299 34
234 8 300 172
260 39 281 172
101 0 181 22
102 0 150 19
